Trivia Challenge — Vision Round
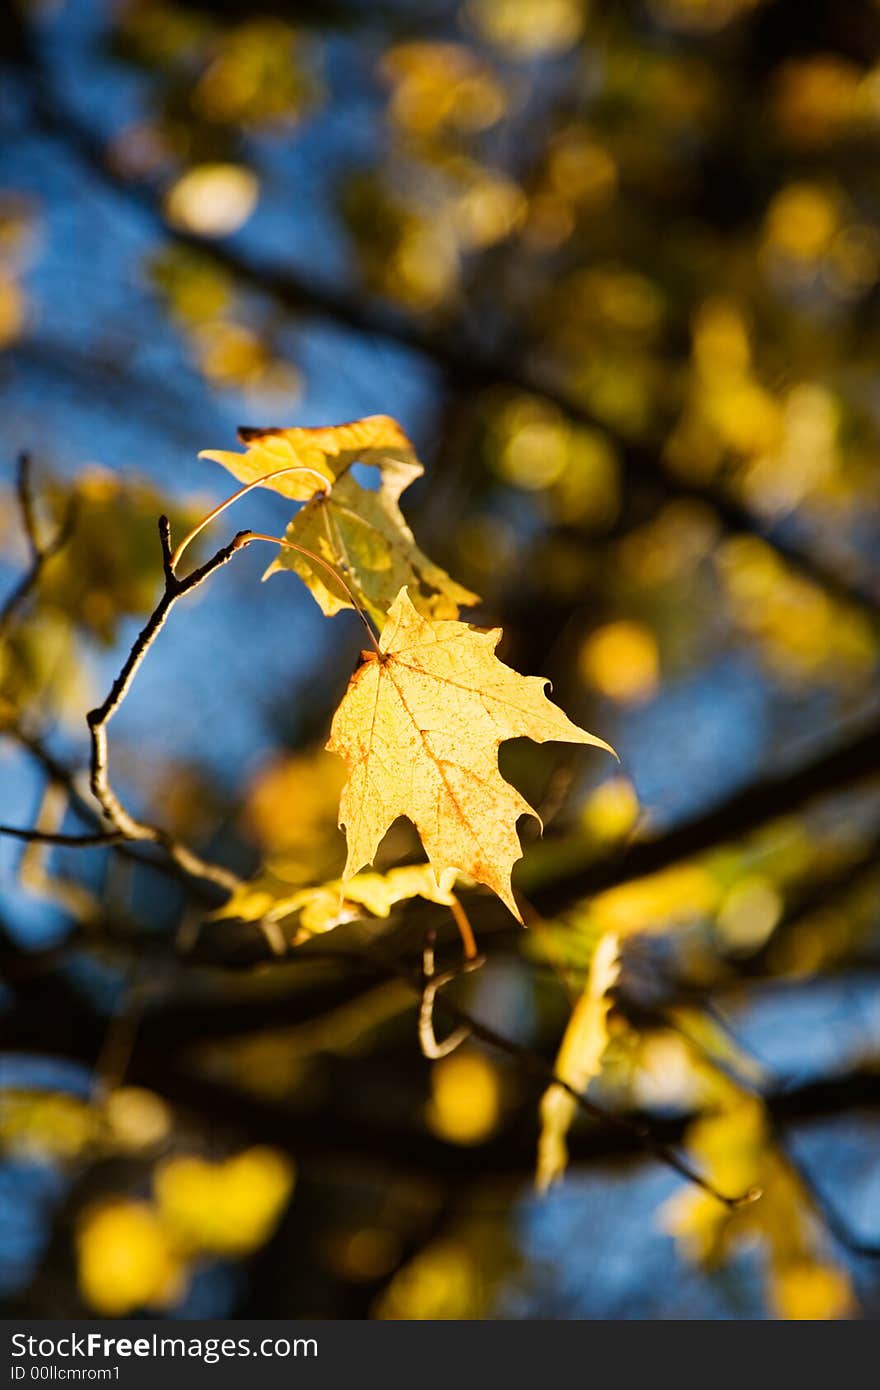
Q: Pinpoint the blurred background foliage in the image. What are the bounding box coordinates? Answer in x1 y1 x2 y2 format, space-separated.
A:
1 0 880 1320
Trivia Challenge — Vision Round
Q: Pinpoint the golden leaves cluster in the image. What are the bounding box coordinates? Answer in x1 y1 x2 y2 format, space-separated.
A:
202 414 476 625
205 415 612 934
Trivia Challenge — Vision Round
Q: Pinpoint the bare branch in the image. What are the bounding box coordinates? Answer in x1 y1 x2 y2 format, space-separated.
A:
83 517 251 895
777 1139 880 1261
0 825 123 846
292 937 759 1209
0 723 221 908
534 718 880 915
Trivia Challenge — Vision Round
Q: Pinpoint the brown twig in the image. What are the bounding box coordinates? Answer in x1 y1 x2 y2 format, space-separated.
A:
312 938 758 1209
83 516 249 894
418 930 484 1059
776 1136 880 1260
0 824 124 846
429 982 760 1210
0 722 217 900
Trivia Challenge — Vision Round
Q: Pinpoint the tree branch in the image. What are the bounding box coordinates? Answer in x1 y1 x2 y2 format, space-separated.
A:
0 825 123 846
0 720 219 900
82 516 249 894
532 718 880 915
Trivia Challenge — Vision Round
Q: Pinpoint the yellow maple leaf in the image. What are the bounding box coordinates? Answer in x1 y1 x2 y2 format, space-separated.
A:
328 587 614 920
200 414 479 626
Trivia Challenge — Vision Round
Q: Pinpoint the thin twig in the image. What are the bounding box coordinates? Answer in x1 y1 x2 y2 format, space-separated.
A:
83 519 378 890
84 517 252 894
242 529 382 654
448 894 478 961
419 930 483 1059
0 722 217 900
777 1138 880 1260
16 781 101 923
301 938 758 1209
431 985 759 1210
170 463 330 571
0 824 123 846
0 454 78 641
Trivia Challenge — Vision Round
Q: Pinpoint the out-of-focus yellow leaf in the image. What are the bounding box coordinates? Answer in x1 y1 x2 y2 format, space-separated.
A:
716 875 783 952
774 1261 854 1321
192 320 269 387
536 930 620 1190
427 1051 501 1145
342 171 462 309
104 1087 172 1151
0 273 25 348
377 1238 478 1319
772 56 861 149
77 1201 185 1316
579 620 660 704
466 0 586 56
381 42 506 137
662 1089 855 1320
154 1147 294 1256
0 612 90 724
216 862 458 943
580 776 640 842
452 169 526 250
202 416 479 626
763 183 841 264
150 246 233 324
243 745 346 882
38 469 205 646
164 163 259 237
717 535 876 687
0 1091 97 1161
191 19 321 128
329 587 614 920
593 864 722 936
375 1220 518 1319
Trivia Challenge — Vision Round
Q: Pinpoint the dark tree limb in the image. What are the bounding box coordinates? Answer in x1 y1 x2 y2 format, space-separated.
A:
0 825 123 846
533 718 880 914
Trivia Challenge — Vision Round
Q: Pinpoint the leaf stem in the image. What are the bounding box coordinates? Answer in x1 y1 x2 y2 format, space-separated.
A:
170 464 330 572
241 530 382 655
449 893 478 960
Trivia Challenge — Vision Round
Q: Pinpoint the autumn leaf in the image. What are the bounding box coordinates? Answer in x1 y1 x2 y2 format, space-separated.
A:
215 862 457 943
328 586 615 920
200 415 479 626
536 929 620 1191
